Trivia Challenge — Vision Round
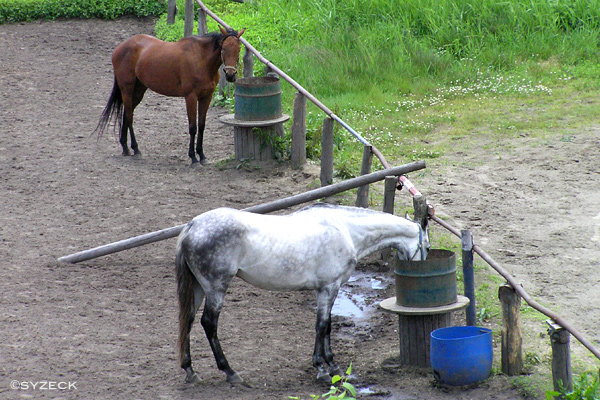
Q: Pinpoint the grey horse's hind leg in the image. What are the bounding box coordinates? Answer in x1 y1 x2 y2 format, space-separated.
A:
182 282 205 384
201 290 243 384
313 284 342 382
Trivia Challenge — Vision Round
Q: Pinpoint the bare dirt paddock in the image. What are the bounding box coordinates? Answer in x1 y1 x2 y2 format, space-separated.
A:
1 18 599 400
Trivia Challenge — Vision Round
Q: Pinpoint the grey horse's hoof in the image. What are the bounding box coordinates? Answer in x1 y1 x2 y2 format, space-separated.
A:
316 371 331 383
329 366 343 377
185 372 202 384
226 372 243 384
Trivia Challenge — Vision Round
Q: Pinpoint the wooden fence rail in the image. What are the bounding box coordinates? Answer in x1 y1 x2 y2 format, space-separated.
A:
58 162 425 264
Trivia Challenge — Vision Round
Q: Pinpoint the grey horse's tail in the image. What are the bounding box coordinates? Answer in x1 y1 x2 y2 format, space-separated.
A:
176 240 196 367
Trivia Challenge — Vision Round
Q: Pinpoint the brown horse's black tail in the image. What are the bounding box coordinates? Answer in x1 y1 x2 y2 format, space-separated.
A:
93 77 123 137
176 239 196 367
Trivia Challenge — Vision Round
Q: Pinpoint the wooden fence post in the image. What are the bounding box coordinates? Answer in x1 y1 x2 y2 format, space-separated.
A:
243 47 253 78
499 284 523 375
383 176 396 215
197 8 208 35
547 320 573 395
355 146 372 208
412 194 428 224
218 68 227 97
167 0 177 24
320 118 334 186
291 92 307 169
381 176 397 260
184 0 194 37
462 230 476 326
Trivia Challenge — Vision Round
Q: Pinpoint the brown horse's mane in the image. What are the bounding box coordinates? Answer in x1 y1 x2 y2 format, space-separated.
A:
195 28 240 51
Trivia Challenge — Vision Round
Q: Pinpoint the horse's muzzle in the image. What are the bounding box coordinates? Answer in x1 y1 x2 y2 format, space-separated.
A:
223 66 237 82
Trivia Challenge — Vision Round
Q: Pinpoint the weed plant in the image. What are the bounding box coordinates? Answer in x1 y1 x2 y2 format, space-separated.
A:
546 371 600 400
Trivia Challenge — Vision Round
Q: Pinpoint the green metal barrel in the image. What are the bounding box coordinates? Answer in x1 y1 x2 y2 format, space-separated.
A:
394 249 457 308
234 76 282 122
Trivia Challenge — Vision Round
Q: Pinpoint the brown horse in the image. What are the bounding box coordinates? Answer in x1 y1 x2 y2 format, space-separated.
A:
95 26 245 165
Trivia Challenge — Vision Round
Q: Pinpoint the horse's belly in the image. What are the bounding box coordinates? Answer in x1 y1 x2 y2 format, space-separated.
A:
136 64 184 97
236 249 354 291
236 267 320 291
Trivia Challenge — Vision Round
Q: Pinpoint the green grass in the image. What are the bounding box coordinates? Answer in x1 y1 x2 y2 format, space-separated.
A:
152 0 600 177
0 0 165 23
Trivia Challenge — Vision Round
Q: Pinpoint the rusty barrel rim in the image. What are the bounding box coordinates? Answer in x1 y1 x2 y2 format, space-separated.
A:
394 249 457 308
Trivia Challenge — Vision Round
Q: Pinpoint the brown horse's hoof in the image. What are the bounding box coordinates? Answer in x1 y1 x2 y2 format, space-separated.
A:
200 158 208 166
190 161 203 168
185 372 202 384
226 372 243 384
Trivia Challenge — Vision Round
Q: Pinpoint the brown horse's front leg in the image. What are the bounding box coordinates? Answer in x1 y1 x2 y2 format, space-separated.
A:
195 95 213 165
185 95 200 164
188 125 199 164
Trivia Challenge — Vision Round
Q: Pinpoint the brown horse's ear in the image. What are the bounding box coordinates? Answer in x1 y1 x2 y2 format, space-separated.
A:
219 25 228 36
237 28 246 38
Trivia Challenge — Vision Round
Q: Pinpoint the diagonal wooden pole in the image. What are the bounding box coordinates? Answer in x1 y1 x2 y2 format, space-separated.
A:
57 161 426 264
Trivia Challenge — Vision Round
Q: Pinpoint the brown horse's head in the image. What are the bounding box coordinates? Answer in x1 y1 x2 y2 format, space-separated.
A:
219 26 245 82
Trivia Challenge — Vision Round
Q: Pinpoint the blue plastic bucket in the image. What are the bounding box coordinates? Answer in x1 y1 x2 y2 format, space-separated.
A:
430 326 493 386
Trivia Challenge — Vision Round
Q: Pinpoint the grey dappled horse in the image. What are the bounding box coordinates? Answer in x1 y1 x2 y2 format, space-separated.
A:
175 204 430 384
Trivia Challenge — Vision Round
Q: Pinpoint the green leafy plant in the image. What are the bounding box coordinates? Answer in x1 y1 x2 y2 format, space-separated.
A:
477 307 491 324
252 127 290 163
546 371 600 400
289 364 357 400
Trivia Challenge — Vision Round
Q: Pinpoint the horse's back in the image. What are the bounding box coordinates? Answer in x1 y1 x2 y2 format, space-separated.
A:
179 208 247 252
177 208 357 291
112 34 210 97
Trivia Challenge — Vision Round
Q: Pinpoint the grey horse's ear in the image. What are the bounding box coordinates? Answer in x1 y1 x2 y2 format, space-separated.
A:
405 213 413 221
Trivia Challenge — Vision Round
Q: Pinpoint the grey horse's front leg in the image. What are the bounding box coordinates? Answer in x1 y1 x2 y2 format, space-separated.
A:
313 284 341 382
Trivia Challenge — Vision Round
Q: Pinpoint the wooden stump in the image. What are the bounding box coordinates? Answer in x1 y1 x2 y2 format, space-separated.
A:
380 296 470 368
233 124 284 162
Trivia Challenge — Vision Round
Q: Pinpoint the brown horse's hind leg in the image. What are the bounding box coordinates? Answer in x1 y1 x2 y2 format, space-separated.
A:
128 80 147 156
118 79 146 156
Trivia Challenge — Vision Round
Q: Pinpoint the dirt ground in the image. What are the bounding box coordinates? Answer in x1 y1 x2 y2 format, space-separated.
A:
1 17 599 400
